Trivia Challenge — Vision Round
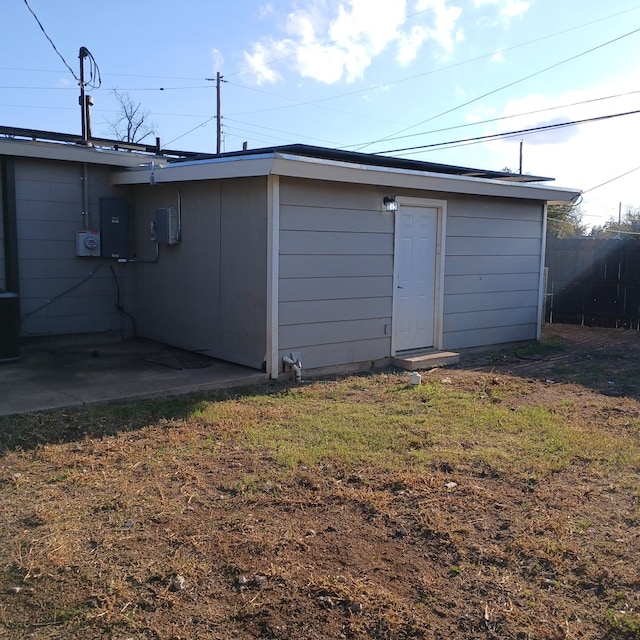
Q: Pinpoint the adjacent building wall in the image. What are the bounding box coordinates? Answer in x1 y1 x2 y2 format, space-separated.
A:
442 195 544 349
278 178 393 370
14 158 133 337
130 176 268 369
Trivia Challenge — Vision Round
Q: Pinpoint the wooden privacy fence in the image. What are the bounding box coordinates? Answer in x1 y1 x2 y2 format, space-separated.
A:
545 238 640 329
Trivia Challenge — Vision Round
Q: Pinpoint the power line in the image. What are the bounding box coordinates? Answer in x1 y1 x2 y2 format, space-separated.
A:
22 0 78 82
10 5 638 137
377 108 640 155
5 2 637 87
231 5 640 117
165 116 215 146
582 165 640 195
355 25 640 151
344 88 640 149
224 79 405 126
224 117 338 146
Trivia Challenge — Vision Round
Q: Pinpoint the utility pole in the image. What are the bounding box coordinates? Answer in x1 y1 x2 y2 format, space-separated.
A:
205 72 224 154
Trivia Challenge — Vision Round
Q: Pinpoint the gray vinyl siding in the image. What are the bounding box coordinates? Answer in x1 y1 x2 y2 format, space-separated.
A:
14 159 132 337
132 177 267 369
279 179 393 370
442 197 544 349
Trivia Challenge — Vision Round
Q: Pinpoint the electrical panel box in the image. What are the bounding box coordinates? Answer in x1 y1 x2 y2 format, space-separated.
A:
153 207 181 245
76 230 101 257
100 197 130 259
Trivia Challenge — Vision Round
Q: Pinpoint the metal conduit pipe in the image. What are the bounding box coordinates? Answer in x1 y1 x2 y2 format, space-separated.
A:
81 163 90 230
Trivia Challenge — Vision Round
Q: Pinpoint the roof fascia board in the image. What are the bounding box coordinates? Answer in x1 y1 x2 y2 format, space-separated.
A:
112 155 276 185
113 149 579 201
0 138 161 168
270 153 580 202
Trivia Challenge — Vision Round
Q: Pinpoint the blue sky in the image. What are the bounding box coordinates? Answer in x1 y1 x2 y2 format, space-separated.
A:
2 0 640 229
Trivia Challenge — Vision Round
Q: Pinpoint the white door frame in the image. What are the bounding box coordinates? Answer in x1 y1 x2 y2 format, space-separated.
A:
391 196 447 355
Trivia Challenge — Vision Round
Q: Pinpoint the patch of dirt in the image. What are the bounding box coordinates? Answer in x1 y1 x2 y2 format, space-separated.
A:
0 324 639 639
461 323 640 399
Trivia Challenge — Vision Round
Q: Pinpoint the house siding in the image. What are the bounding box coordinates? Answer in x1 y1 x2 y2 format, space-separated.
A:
442 197 544 349
12 158 132 336
278 179 393 370
277 182 545 369
131 177 268 369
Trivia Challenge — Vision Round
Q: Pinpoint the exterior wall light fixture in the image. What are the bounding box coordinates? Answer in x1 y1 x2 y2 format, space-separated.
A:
383 196 398 212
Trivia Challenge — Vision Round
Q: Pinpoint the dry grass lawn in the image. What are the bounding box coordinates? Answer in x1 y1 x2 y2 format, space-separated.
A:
1 324 639 639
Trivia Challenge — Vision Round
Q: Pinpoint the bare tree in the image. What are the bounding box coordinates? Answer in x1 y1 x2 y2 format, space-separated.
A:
106 89 157 143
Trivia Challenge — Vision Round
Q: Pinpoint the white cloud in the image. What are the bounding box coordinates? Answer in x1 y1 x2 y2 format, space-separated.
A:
473 0 531 24
397 25 428 65
415 0 463 55
499 0 531 20
243 40 286 84
242 0 465 84
211 48 224 73
258 3 275 19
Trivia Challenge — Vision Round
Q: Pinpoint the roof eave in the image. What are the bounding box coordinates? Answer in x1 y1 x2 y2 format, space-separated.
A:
0 137 164 168
269 153 580 202
112 150 580 202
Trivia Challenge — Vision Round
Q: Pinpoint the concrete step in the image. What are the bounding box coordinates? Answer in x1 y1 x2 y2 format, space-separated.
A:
392 349 460 371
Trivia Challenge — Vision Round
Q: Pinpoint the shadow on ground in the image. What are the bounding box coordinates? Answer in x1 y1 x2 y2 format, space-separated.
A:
2 323 639 454
457 323 640 401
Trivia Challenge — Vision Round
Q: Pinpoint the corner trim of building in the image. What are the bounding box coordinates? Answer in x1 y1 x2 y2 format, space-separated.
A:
266 175 280 379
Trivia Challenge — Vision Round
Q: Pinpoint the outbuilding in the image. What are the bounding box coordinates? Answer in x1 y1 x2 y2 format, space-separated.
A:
0 132 579 377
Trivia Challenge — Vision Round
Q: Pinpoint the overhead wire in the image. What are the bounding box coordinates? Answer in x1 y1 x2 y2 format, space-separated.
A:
14 2 640 163
6 2 637 86
354 25 640 151
377 108 640 155
227 4 640 118
582 165 640 195
22 0 101 94
12 4 639 148
223 117 339 146
22 0 78 82
344 88 640 149
165 116 216 146
82 48 102 90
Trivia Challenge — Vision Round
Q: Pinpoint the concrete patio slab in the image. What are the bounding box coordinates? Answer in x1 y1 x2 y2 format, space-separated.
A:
0 337 268 416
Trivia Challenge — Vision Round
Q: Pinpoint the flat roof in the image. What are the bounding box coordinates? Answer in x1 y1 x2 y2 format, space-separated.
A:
174 143 554 184
0 126 550 182
0 126 580 201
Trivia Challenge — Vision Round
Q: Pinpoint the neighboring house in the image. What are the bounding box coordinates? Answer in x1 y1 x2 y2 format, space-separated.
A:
0 130 580 377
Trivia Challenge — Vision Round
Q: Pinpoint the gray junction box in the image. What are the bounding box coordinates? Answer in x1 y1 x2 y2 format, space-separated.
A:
154 207 180 244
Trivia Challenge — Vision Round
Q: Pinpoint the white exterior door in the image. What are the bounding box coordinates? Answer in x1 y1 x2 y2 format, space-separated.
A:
394 206 438 352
